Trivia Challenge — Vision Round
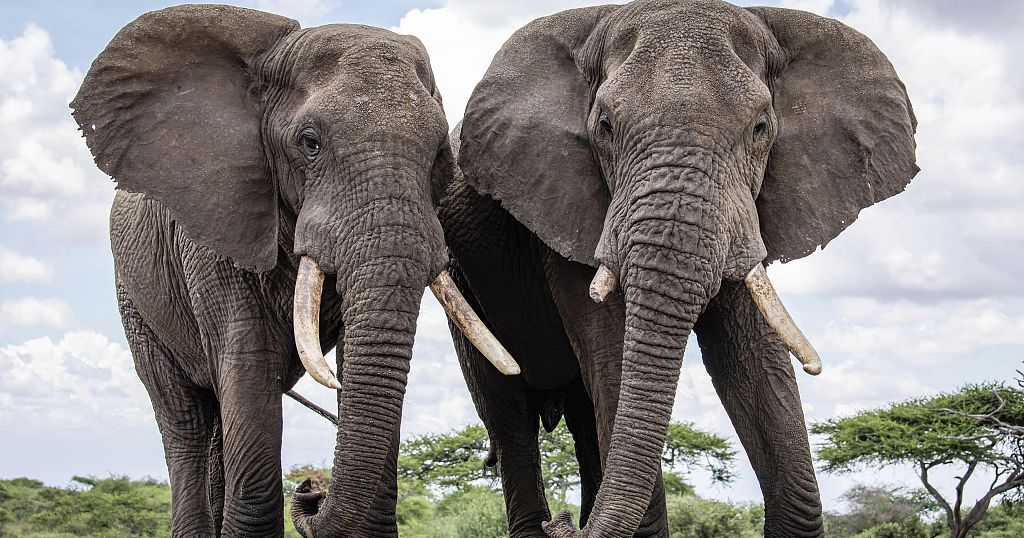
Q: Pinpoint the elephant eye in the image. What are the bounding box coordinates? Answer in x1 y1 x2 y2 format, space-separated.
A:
752 113 769 142
298 131 321 158
598 111 614 139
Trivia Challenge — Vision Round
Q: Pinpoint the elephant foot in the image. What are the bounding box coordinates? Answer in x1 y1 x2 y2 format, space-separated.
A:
543 510 585 538
290 478 324 538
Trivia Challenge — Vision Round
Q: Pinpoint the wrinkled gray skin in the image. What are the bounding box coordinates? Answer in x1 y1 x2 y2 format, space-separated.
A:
72 5 451 537
443 1 917 537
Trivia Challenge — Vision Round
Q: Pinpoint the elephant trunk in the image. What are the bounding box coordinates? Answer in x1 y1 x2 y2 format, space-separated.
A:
290 158 519 537
292 254 425 537
594 247 714 536
552 168 722 537
294 262 519 392
289 157 445 537
549 158 822 537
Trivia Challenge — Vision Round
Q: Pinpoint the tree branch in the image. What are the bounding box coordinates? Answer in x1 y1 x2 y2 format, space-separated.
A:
952 461 977 526
962 463 1024 532
919 461 955 530
286 389 339 427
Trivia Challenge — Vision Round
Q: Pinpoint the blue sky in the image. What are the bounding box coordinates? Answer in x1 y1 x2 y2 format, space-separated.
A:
1 0 1022 514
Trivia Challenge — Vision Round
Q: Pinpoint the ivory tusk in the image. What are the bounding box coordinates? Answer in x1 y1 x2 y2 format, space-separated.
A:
293 257 342 389
589 265 618 303
430 271 521 376
743 264 823 376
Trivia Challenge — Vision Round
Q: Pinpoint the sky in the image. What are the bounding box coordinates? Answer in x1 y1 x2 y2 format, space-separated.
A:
0 0 1022 515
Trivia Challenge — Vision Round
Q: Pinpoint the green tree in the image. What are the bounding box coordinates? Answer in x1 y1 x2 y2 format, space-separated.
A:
812 383 1024 538
398 424 495 492
538 424 580 504
662 421 736 492
397 420 734 503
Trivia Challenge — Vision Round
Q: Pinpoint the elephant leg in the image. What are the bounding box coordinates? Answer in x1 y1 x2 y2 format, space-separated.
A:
694 281 823 538
562 377 602 527
541 248 669 538
119 288 218 536
454 329 550 538
216 346 286 538
209 413 225 537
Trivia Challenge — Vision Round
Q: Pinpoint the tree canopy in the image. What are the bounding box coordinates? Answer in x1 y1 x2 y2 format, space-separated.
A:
397 419 735 503
812 382 1024 538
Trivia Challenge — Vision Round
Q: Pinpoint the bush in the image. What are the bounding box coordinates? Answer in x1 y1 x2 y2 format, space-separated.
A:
824 484 938 538
664 494 762 538
398 486 507 538
850 518 932 538
972 502 1024 538
0 476 171 537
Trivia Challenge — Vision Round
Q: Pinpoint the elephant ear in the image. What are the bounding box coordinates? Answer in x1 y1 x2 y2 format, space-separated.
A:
71 5 299 272
459 6 617 266
747 7 918 264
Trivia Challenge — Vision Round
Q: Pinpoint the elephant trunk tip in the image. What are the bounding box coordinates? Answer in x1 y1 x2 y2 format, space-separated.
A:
542 510 579 538
290 478 324 538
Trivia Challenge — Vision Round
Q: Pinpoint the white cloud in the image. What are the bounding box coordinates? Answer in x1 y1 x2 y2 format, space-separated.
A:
392 0 597 125
0 24 113 245
0 297 76 330
0 245 55 284
674 361 732 432
248 0 340 26
0 331 153 430
815 298 1024 366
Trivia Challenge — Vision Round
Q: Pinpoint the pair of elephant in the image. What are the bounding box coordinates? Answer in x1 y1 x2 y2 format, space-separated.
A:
72 1 917 537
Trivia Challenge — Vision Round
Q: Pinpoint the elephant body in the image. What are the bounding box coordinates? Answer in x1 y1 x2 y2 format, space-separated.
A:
73 5 508 537
444 1 918 537
445 130 817 538
111 192 348 536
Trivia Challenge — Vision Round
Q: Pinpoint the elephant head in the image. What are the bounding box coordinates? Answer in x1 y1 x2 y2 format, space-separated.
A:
71 5 515 536
459 0 916 536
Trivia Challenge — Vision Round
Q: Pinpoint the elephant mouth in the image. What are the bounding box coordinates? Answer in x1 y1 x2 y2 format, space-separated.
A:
588 261 822 376
292 256 520 389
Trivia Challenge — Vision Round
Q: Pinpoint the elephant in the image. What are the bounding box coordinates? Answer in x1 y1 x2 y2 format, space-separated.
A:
71 5 518 537
440 0 918 537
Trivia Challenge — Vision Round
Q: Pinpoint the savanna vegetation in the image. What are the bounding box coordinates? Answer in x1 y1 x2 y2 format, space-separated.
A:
3 380 1023 537
813 381 1024 538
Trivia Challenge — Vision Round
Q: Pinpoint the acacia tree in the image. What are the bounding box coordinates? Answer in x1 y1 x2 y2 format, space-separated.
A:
811 382 1024 538
398 420 734 503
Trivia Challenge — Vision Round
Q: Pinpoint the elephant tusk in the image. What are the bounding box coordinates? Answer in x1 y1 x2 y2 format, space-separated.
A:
589 265 618 303
744 263 822 375
430 271 521 376
293 256 342 390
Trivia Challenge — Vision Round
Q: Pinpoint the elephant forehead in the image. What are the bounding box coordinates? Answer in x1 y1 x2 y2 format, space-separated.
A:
276 25 432 90
596 1 772 125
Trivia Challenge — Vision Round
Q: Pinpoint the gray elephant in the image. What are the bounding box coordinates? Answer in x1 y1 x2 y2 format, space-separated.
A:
441 1 918 537
71 5 517 537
